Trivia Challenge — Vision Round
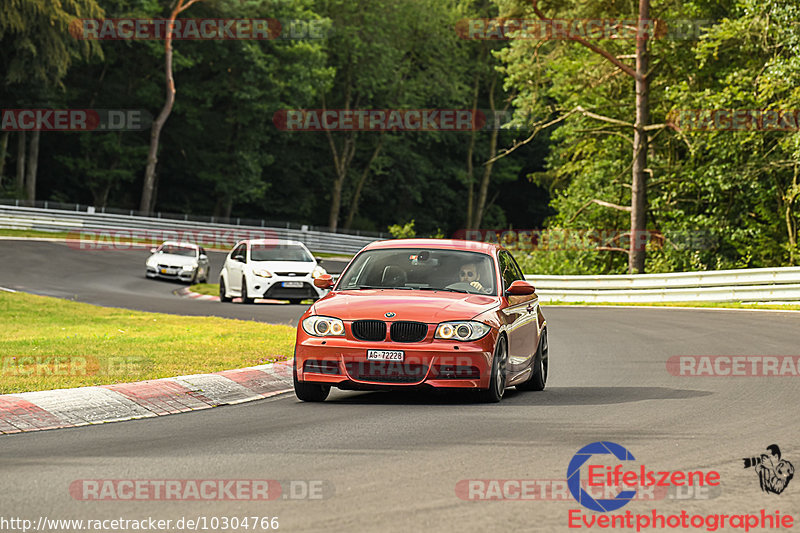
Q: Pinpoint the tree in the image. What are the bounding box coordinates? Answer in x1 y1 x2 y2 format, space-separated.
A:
0 0 103 201
139 0 202 214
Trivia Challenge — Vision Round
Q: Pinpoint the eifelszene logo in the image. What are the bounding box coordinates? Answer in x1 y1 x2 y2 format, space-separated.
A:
743 445 794 495
567 441 721 512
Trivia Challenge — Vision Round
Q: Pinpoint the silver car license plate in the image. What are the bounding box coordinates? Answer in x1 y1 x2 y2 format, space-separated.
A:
282 281 303 288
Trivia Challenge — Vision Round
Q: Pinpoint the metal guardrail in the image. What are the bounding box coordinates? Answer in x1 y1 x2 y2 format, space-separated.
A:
526 267 800 303
0 205 382 255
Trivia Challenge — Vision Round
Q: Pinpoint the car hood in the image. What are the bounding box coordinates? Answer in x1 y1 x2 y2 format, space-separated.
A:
148 253 196 266
248 260 316 274
311 289 499 322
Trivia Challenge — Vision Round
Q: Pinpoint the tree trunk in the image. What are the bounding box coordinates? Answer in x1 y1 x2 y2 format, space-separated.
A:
629 0 650 274
16 131 26 194
25 130 40 202
344 135 384 229
140 0 197 214
328 176 345 230
473 75 499 230
0 131 9 188
465 70 481 229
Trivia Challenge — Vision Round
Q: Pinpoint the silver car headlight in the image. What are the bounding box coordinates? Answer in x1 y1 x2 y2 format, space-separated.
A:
311 265 327 279
302 316 345 337
254 269 273 278
434 321 491 341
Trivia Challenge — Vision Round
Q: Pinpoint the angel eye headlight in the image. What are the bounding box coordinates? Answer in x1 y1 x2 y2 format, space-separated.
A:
302 316 345 337
435 321 491 341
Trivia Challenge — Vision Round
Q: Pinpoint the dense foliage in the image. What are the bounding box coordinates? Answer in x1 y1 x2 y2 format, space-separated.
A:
1 0 798 273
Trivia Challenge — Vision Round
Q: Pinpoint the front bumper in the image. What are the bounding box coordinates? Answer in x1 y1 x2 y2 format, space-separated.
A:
146 265 195 282
295 336 495 390
248 276 326 300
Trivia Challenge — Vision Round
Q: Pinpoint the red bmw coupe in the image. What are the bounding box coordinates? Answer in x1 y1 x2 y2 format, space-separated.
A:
293 239 548 402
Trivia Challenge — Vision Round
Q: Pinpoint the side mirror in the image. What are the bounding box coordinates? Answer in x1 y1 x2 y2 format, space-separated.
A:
234 255 245 263
199 254 208 260
315 257 324 265
505 280 536 296
150 248 158 253
314 274 334 289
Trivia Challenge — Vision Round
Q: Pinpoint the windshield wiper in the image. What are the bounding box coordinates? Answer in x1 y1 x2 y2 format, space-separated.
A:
414 286 470 294
350 285 410 290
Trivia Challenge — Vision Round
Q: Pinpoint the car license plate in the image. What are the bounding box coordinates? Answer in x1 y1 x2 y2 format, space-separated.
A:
367 350 404 362
282 281 303 288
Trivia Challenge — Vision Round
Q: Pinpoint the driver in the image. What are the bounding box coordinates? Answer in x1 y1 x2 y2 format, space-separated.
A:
458 262 487 292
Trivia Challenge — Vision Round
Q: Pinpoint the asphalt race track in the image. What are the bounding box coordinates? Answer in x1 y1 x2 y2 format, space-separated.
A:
0 240 350 326
2 240 800 532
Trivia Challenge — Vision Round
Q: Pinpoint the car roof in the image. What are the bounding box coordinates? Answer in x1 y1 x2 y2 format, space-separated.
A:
160 241 198 248
237 239 306 246
362 238 502 254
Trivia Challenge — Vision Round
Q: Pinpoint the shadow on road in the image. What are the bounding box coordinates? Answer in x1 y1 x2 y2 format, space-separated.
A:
325 386 711 406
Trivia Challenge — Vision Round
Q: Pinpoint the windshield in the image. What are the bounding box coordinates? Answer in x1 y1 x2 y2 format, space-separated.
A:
337 248 496 295
250 244 313 262
160 245 196 257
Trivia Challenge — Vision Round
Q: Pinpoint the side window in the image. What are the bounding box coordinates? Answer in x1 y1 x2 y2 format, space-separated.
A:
232 244 245 260
499 251 522 290
509 253 525 281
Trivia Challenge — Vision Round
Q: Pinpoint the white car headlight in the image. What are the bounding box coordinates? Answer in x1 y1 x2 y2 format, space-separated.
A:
435 321 491 341
302 316 345 337
254 269 273 278
312 265 327 279
182 264 196 271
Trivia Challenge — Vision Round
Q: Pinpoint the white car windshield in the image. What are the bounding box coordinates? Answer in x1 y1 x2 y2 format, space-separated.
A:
160 245 196 257
337 248 496 295
251 244 313 262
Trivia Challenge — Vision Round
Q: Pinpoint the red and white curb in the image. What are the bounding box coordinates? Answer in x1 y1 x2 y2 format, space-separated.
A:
0 360 294 435
176 287 220 301
175 287 292 304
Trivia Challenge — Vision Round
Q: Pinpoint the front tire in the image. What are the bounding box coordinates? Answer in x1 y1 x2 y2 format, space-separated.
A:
241 277 255 304
293 359 330 402
480 335 507 403
517 329 548 391
219 278 232 302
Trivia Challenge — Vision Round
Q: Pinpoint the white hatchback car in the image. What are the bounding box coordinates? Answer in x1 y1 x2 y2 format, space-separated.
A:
145 241 210 283
219 239 328 304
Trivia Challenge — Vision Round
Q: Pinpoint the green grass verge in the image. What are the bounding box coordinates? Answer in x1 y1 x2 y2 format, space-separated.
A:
190 283 222 296
0 228 73 240
543 300 800 311
0 291 295 394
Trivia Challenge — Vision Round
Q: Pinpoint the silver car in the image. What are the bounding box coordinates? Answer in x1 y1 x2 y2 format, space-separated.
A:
145 241 210 284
